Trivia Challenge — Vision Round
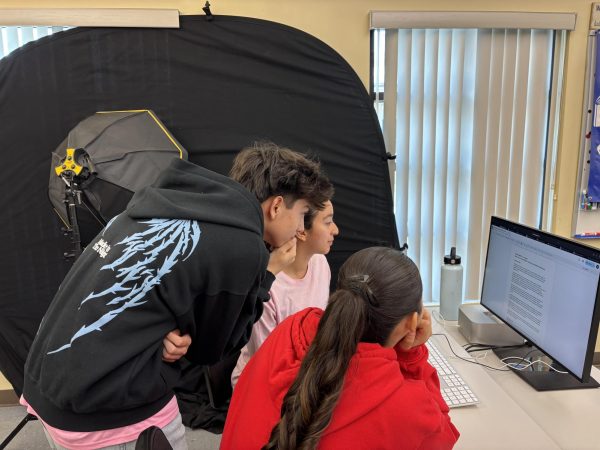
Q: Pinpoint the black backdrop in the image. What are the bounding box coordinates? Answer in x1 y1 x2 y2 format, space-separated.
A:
0 15 398 394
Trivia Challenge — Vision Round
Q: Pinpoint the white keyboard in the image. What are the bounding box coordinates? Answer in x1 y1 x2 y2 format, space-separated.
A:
426 340 479 408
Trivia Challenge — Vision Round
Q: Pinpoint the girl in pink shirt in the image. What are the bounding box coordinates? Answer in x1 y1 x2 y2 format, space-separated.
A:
232 200 339 387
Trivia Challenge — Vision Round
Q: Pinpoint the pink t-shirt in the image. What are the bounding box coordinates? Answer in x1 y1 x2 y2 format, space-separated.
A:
20 395 179 450
231 254 331 387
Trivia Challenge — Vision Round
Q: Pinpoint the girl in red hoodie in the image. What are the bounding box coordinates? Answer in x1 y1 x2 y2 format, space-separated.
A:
221 246 459 450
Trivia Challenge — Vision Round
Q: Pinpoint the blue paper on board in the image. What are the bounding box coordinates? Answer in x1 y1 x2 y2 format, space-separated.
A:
588 32 600 200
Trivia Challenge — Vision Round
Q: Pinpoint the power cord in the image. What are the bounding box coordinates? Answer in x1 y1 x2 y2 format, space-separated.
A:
432 333 568 373
498 356 568 374
463 342 527 353
432 333 511 371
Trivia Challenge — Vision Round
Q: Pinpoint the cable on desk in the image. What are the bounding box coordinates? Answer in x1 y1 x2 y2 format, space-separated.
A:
496 347 537 372
432 333 512 372
499 356 568 374
464 342 528 353
432 334 568 373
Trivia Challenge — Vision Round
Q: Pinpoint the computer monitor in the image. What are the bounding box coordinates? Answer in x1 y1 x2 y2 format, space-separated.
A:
480 216 600 391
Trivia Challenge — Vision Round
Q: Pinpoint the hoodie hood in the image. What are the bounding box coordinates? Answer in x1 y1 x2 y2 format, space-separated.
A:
265 308 405 436
127 158 263 237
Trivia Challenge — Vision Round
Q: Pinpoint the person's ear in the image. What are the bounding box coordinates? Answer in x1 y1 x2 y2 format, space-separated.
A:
266 196 284 220
296 229 308 242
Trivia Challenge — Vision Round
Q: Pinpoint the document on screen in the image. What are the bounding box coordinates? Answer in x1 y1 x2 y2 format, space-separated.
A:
506 247 554 341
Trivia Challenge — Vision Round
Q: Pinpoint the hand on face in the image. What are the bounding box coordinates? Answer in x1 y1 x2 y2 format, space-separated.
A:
267 237 297 275
412 308 432 347
397 308 432 351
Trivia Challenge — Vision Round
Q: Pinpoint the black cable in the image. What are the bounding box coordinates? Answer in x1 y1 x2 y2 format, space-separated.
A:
464 343 492 352
464 342 528 353
466 346 494 352
431 334 512 372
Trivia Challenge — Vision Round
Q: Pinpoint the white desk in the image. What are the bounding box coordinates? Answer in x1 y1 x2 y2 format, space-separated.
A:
431 317 600 450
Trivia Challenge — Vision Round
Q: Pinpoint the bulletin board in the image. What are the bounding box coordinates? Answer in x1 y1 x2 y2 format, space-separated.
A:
573 31 600 238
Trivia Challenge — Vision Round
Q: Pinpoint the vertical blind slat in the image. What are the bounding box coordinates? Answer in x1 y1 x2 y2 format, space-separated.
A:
508 30 531 223
408 29 426 265
449 29 467 244
457 30 477 298
479 30 504 282
496 30 518 219
542 31 566 230
465 29 491 298
0 29 6 58
383 29 398 198
490 30 506 216
20 27 34 46
396 29 412 245
6 27 18 54
520 30 553 226
36 27 49 38
420 29 439 304
431 29 452 302
484 29 504 215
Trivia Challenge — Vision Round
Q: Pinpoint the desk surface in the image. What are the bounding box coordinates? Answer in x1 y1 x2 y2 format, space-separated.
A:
432 317 600 450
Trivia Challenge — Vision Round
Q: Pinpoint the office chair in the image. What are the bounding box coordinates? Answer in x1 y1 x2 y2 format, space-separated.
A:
203 352 239 408
135 426 173 450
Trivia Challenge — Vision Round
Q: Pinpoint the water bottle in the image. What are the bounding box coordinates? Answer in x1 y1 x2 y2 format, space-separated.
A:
440 247 463 321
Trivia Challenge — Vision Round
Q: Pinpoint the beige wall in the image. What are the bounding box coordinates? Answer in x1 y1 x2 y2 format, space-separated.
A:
0 372 12 390
0 0 598 362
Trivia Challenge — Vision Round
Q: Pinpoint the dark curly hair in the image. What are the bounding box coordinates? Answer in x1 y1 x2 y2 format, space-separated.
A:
230 141 333 210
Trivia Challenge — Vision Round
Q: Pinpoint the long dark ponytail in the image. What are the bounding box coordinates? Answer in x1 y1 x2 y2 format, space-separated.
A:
263 247 423 450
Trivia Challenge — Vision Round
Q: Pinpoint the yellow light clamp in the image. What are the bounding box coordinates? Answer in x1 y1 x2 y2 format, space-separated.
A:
54 148 83 177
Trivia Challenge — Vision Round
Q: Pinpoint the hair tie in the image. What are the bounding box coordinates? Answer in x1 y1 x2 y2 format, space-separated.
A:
345 274 379 307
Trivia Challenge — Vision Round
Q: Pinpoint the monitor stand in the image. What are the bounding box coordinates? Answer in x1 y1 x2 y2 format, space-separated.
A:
493 346 600 391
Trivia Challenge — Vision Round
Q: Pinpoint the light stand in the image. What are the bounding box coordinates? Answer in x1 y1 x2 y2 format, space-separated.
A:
0 414 37 449
56 147 88 260
0 149 86 449
61 174 84 260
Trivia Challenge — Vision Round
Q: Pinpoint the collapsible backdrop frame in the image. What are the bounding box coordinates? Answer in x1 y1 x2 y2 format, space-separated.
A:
0 15 398 396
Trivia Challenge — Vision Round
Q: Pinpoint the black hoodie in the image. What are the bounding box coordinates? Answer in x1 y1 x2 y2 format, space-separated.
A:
23 159 273 431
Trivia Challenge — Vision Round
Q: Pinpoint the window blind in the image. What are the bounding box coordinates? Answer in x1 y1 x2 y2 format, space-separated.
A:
0 26 70 59
375 27 563 304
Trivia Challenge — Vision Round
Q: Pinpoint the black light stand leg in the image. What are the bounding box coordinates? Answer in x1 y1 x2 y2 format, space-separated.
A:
4 166 85 448
0 413 37 450
65 181 83 259
4 154 86 449
2 179 80 450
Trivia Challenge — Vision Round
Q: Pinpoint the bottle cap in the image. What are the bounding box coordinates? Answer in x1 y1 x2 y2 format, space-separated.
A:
444 246 461 265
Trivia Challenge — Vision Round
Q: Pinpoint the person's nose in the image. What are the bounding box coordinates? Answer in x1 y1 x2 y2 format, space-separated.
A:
332 222 339 236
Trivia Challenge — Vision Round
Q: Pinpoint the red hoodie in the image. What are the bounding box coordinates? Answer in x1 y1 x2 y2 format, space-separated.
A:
221 308 459 450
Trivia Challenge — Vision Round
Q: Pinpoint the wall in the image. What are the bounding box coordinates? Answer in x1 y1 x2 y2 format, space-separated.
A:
0 0 597 369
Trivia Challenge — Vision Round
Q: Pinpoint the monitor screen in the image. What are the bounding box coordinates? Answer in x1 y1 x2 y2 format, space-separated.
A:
481 216 600 381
